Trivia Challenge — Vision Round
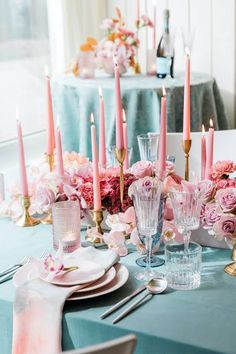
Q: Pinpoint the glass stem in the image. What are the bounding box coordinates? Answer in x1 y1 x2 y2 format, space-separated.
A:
146 235 153 271
183 228 191 252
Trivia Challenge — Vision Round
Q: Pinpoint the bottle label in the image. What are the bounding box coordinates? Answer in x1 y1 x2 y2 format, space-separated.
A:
156 57 169 75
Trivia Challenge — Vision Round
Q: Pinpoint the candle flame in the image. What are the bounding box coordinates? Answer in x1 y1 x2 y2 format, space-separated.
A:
15 107 20 121
122 109 126 123
185 47 190 56
162 85 166 97
90 113 95 125
57 114 60 128
209 119 214 128
44 64 49 77
113 54 118 66
202 124 205 134
98 86 103 98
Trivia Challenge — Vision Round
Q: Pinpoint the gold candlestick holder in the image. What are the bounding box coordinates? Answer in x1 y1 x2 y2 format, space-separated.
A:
40 209 52 225
15 195 40 227
182 139 192 181
115 147 126 204
45 152 55 172
92 208 104 244
224 243 236 276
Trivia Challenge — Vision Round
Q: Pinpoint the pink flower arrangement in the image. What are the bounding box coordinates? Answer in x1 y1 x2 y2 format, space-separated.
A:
210 160 236 181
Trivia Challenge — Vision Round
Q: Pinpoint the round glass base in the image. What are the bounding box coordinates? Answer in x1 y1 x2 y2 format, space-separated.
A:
136 255 165 268
135 268 159 282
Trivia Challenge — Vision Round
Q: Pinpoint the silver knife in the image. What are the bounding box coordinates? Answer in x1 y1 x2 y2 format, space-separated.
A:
100 284 146 319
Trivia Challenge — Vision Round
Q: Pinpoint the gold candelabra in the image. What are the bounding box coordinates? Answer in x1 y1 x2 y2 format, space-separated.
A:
40 209 52 225
92 208 104 244
182 139 192 181
115 147 126 204
45 152 55 172
15 195 40 227
224 244 236 276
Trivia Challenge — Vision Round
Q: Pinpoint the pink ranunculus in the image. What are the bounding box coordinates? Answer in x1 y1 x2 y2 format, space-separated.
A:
36 185 56 211
130 161 153 178
213 214 236 238
204 202 221 227
215 188 236 213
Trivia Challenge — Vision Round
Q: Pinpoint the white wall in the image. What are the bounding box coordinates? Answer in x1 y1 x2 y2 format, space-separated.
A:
106 0 236 128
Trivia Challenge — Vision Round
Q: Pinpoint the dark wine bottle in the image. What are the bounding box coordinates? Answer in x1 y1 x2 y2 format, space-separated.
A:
156 9 174 78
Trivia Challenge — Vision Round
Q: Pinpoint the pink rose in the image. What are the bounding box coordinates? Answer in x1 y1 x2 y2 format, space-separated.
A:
36 185 55 211
204 202 221 227
213 214 236 238
199 180 215 203
130 161 153 178
216 179 236 190
215 188 236 213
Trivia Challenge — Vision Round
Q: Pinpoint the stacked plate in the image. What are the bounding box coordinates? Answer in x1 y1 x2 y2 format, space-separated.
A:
13 260 129 301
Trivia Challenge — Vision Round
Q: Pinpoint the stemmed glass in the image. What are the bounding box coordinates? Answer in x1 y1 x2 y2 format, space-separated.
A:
181 27 195 55
137 134 159 162
169 185 203 251
129 177 162 281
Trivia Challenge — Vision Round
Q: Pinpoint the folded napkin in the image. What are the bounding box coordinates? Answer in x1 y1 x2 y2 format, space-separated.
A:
12 247 119 354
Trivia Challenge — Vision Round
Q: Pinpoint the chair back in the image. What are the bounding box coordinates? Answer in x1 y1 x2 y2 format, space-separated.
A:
61 334 137 354
166 130 236 178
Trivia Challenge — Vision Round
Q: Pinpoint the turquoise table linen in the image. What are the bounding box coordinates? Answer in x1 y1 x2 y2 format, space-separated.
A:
52 73 228 163
0 217 236 354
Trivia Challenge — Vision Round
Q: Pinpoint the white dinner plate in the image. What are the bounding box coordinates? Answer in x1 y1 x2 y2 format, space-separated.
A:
13 260 105 287
76 266 116 293
68 263 129 301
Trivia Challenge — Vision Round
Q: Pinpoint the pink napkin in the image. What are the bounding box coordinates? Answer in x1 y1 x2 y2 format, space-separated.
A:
12 247 119 354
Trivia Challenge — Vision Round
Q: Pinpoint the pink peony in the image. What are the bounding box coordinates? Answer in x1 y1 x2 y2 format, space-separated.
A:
130 161 153 178
204 202 221 227
36 185 56 211
213 214 236 238
210 160 236 180
215 188 236 213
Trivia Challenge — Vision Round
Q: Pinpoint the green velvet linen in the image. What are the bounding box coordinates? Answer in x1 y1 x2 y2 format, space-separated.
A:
52 73 228 163
0 218 235 354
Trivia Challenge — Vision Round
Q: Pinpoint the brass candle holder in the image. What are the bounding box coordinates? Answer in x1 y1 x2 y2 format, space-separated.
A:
92 208 104 244
40 209 52 225
115 147 126 204
15 195 40 227
224 244 236 276
182 139 192 181
45 152 55 172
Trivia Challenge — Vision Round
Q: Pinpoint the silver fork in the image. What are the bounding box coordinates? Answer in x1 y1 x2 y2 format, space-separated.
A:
0 257 30 278
0 250 48 284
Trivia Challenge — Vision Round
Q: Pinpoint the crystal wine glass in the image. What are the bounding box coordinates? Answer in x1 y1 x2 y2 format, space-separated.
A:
137 134 159 163
181 27 195 55
169 185 203 251
129 177 162 281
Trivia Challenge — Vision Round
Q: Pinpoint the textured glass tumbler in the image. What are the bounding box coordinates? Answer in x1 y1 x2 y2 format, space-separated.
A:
52 201 81 253
165 242 202 290
137 134 159 162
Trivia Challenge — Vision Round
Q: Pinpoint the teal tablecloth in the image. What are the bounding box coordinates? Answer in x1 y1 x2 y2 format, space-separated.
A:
0 218 236 354
52 73 228 163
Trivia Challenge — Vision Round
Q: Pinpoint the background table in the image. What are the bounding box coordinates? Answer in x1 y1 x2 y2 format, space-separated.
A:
52 72 228 163
1 218 236 354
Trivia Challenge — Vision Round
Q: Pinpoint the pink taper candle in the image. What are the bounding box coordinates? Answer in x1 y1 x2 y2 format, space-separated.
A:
136 0 140 21
16 112 29 197
91 113 102 210
56 115 64 179
158 86 167 178
98 87 106 168
45 65 55 155
113 56 124 150
183 49 191 140
153 4 156 49
201 124 206 180
122 109 129 170
205 119 214 179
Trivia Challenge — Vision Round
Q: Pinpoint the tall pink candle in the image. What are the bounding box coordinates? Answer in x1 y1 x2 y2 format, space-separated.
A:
91 113 102 210
56 115 64 179
158 86 167 178
153 4 156 49
136 0 140 21
114 56 124 150
201 124 206 180
16 115 29 197
205 119 214 179
45 66 55 155
98 87 106 168
183 50 191 140
122 109 129 170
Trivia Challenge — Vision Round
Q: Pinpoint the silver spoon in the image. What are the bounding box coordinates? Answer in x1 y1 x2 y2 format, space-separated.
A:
112 277 167 324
